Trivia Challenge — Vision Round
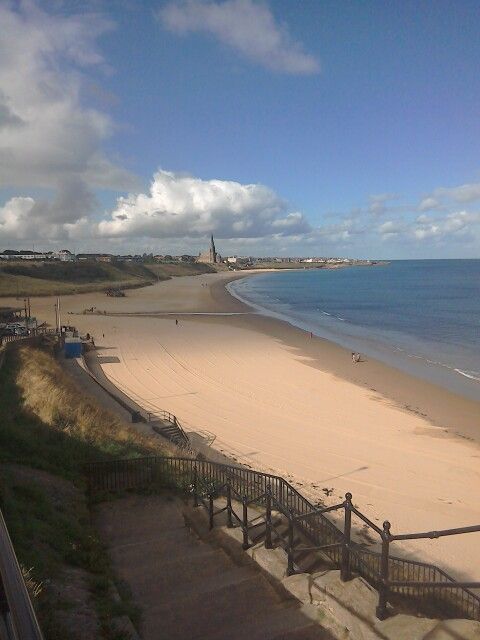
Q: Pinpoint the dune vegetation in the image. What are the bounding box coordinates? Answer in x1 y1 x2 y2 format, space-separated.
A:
0 259 219 297
0 261 155 297
0 341 164 638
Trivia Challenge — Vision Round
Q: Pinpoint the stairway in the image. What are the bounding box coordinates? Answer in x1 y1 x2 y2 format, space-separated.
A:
151 419 192 452
203 496 337 576
250 510 336 575
95 495 334 640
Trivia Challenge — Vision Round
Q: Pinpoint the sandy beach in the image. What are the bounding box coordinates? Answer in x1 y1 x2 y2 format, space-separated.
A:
8 271 480 582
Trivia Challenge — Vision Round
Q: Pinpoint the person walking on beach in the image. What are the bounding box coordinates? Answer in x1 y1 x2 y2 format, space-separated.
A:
175 318 178 326
352 352 361 363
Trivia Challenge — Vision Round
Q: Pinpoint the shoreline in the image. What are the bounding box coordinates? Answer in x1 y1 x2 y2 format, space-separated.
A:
227 269 480 402
217 274 480 444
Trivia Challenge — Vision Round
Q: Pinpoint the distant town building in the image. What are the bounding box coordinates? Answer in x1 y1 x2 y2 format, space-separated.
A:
56 249 75 262
76 253 113 263
0 250 47 260
197 235 222 264
226 256 250 265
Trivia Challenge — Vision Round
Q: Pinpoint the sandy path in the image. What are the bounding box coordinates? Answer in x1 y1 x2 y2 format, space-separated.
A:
8 272 480 581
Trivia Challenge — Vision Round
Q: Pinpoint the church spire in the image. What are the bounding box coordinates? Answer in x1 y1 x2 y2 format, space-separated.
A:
210 234 216 254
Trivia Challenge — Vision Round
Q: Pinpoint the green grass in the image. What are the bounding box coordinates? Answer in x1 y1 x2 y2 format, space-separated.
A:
0 261 155 297
0 342 164 638
0 260 220 297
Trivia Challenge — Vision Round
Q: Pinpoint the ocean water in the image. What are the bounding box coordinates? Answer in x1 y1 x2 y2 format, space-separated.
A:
228 260 480 401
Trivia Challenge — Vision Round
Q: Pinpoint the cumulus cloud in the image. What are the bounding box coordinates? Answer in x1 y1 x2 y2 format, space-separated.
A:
158 0 319 74
413 211 480 241
418 196 440 211
0 169 312 244
0 196 69 242
418 181 480 211
0 1 138 219
437 183 480 204
368 193 399 216
97 170 311 239
378 220 405 237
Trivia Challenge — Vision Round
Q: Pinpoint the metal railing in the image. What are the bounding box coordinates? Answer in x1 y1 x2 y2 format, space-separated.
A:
83 455 480 622
146 409 176 424
80 354 193 453
0 511 43 639
0 328 57 348
149 413 193 454
0 334 32 347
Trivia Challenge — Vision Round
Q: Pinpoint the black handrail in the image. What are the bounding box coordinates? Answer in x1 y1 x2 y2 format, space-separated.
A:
83 455 480 622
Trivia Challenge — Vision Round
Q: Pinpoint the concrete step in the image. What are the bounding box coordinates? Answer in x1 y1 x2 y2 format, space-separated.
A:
128 548 235 599
296 553 334 574
108 527 211 561
153 565 259 604
144 575 290 639
97 495 334 640
269 623 334 640
96 495 186 542
207 604 328 640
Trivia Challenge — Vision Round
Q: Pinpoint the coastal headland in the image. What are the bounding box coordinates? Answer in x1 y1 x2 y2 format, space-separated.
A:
8 270 480 583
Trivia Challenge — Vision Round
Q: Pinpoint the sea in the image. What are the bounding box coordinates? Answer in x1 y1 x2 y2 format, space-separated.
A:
228 260 480 401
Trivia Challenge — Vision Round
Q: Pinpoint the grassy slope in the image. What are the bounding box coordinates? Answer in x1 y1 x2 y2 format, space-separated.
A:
0 260 219 297
0 261 155 297
0 342 164 638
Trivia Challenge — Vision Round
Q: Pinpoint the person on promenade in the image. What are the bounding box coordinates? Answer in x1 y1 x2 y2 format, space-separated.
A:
175 318 178 326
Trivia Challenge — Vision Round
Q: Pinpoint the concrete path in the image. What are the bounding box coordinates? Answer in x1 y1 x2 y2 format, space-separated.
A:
96 494 333 640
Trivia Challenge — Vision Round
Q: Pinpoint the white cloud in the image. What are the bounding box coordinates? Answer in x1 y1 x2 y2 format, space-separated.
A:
416 214 432 224
418 181 480 211
368 193 399 216
97 170 311 239
0 169 313 244
418 196 440 211
158 0 319 74
0 2 138 214
437 183 480 204
0 196 69 242
413 211 480 241
378 220 404 237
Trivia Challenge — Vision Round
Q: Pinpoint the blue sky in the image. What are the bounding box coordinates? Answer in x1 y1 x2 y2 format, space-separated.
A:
0 0 479 258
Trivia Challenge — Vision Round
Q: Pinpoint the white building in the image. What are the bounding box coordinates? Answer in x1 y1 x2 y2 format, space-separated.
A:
56 249 75 261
